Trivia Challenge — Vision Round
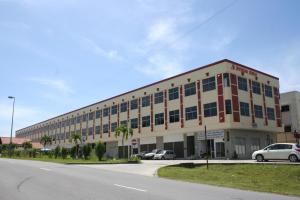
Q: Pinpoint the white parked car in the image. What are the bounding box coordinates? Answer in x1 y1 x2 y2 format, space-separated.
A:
154 150 176 160
252 143 300 162
144 149 162 160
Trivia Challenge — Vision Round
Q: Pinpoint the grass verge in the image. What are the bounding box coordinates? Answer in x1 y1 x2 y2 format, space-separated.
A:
157 164 300 196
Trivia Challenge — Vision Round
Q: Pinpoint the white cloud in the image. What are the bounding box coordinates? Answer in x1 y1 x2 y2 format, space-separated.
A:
79 36 122 60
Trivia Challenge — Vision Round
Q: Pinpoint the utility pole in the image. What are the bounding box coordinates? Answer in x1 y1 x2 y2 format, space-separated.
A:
205 125 208 170
8 96 15 158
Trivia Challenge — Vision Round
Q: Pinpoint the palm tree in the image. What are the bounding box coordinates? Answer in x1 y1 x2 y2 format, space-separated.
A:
115 124 133 160
40 135 52 149
69 133 81 159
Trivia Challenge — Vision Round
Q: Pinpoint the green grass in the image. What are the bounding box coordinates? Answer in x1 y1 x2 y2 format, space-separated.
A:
158 164 300 196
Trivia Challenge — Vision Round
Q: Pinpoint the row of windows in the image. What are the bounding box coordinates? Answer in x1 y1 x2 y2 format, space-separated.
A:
239 102 275 120
237 76 273 97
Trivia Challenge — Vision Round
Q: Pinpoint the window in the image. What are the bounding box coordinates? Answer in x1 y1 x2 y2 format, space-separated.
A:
103 124 109 133
169 110 179 123
82 128 87 136
267 107 275 120
121 102 128 112
264 85 273 97
240 102 250 116
202 77 216 92
111 105 118 115
225 99 232 114
204 102 217 117
284 125 292 132
88 127 93 135
131 118 138 129
184 82 196 96
76 116 81 123
111 122 117 132
142 96 150 107
169 87 179 100
89 112 94 121
254 105 263 118
82 114 87 122
131 99 138 110
223 73 230 87
281 105 290 112
103 108 110 117
154 92 164 104
185 106 197 120
142 116 150 127
238 77 247 91
96 110 102 119
95 126 101 135
120 120 127 126
277 144 292 150
71 118 75 125
252 81 261 94
155 113 164 125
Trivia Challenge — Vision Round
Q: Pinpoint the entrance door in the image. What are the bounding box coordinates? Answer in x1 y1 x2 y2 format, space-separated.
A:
207 139 215 159
187 136 195 157
215 142 225 158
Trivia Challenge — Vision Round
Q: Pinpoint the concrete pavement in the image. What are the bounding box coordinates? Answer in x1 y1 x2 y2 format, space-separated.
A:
0 158 299 200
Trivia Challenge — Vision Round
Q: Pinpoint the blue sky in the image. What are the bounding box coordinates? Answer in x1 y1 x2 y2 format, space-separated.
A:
0 0 299 136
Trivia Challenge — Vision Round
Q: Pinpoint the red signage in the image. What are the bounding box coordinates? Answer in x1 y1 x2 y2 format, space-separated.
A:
231 64 258 77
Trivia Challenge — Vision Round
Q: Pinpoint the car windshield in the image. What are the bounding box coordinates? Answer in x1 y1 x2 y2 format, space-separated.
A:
156 150 163 154
296 144 300 148
151 149 157 153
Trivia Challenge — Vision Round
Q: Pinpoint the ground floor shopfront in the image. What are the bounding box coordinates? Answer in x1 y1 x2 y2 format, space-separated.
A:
105 129 277 160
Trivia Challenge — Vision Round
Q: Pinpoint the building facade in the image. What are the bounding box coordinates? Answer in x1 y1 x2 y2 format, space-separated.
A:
16 59 282 159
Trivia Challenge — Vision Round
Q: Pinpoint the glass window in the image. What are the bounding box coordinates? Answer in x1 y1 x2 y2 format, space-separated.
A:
169 87 179 100
264 85 273 97
88 112 94 121
185 106 197 120
76 116 81 123
155 113 164 125
131 118 138 129
240 102 250 116
169 110 180 123
111 122 117 132
184 82 196 96
88 127 93 135
142 96 150 107
82 128 87 136
225 99 232 114
120 120 127 126
142 116 150 127
204 102 217 117
281 105 290 112
131 99 138 110
103 124 109 133
267 107 275 120
95 126 101 135
238 77 247 91
254 105 263 118
223 73 230 87
82 114 87 122
202 77 216 92
111 105 118 115
96 110 102 119
103 108 110 117
284 125 291 132
154 92 164 104
252 81 261 95
120 102 127 112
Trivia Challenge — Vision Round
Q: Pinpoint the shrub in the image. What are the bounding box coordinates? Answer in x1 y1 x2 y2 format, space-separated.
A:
15 149 22 157
22 141 32 150
82 143 92 160
95 142 105 161
32 149 37 158
61 147 68 159
70 146 77 159
54 145 61 159
48 150 54 158
129 155 141 163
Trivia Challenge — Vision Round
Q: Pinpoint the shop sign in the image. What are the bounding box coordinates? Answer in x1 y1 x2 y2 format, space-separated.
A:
197 130 224 140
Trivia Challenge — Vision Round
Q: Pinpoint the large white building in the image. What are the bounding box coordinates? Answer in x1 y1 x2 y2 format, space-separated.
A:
16 59 282 159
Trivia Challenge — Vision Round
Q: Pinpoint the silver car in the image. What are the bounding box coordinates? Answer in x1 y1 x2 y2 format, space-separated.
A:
154 150 176 160
252 143 300 162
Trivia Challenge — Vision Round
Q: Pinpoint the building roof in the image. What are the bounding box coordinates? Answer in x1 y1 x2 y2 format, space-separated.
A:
0 137 43 149
16 59 280 132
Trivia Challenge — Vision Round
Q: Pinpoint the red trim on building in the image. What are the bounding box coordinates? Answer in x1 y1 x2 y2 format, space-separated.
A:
150 94 154 132
249 80 255 124
230 74 240 122
138 98 141 133
196 80 202 125
273 87 282 127
262 84 268 125
217 74 225 123
180 85 184 128
164 90 168 130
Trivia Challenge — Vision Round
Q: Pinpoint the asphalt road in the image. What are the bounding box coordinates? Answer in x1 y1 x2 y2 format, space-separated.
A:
0 158 299 200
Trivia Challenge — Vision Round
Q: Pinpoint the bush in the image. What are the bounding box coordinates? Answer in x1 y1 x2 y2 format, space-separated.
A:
15 149 22 157
95 142 105 161
48 150 54 158
54 145 61 159
82 144 92 160
70 146 77 159
129 155 141 163
32 149 37 158
61 147 68 159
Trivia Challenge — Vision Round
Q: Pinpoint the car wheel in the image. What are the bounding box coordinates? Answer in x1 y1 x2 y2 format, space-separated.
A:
161 156 165 160
289 154 298 162
256 154 264 162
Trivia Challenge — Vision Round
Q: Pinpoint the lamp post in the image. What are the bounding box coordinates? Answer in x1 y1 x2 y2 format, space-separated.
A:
8 96 15 157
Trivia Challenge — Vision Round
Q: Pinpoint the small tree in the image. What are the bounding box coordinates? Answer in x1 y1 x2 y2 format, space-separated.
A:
82 143 92 160
22 141 32 150
69 133 81 159
95 141 105 161
115 124 133 160
61 147 68 159
40 135 52 148
54 145 61 159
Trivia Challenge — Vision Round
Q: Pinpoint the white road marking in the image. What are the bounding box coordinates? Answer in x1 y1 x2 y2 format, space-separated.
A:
40 167 52 171
114 184 147 192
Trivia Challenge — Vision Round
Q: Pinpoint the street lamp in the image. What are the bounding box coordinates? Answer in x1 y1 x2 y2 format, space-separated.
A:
8 96 15 157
